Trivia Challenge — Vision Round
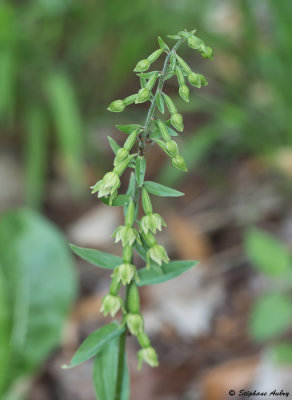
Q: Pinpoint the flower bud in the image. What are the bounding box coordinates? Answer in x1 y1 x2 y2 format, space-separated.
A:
141 231 157 248
176 54 191 74
187 35 203 50
113 155 134 176
201 46 213 59
163 93 177 115
145 72 158 91
123 94 137 106
128 282 140 313
166 140 179 157
179 84 190 102
197 74 208 86
113 226 141 247
125 198 135 227
142 188 152 214
113 263 136 286
137 332 151 348
137 347 159 370
109 275 121 296
188 72 201 88
172 154 188 172
107 100 125 113
146 244 169 268
175 66 185 86
100 294 124 317
124 128 140 151
123 245 133 263
134 59 150 72
135 88 150 104
171 113 184 132
147 48 163 63
114 148 129 166
155 139 168 154
157 120 171 142
126 313 144 336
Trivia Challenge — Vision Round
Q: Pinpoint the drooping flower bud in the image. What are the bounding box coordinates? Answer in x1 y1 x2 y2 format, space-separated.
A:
146 244 169 268
113 155 135 176
137 332 151 348
188 72 202 88
91 171 120 199
172 154 188 172
125 198 135 227
135 88 150 104
176 54 191 74
124 128 140 151
201 46 213 59
147 48 163 63
100 294 124 317
179 84 190 102
134 59 150 72
166 140 179 157
114 148 129 166
141 231 157 248
137 347 159 370
175 66 185 87
187 35 203 50
107 100 125 113
157 120 171 142
171 113 184 132
145 72 158 91
128 282 140 314
163 93 177 115
126 313 144 336
112 263 136 286
197 74 208 86
140 213 166 235
142 188 152 215
112 225 141 247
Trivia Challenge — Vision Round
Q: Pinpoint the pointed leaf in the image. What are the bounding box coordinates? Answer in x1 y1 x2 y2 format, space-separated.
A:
116 124 142 134
93 335 129 400
107 136 120 154
158 36 169 52
143 181 184 197
65 323 125 368
135 156 146 186
70 244 122 269
137 260 198 286
156 92 164 114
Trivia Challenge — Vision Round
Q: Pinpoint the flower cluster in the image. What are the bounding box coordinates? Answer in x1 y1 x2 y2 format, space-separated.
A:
93 28 213 371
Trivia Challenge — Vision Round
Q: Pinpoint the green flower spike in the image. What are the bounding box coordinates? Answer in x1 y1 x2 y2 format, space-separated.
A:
90 171 120 198
146 244 169 268
112 225 141 247
112 263 137 285
126 313 144 336
137 347 159 370
140 213 166 235
100 294 124 317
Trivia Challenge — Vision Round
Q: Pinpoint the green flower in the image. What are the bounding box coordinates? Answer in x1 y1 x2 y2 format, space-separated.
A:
137 347 159 370
107 99 125 112
146 244 169 268
112 263 137 285
126 313 144 336
100 294 124 317
112 225 141 247
90 171 120 198
140 213 166 235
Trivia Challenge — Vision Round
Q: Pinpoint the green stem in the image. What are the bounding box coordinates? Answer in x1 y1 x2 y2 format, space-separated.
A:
139 38 185 153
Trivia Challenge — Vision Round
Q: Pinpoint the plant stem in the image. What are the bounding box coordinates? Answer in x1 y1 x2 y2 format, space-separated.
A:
139 38 185 154
115 39 185 399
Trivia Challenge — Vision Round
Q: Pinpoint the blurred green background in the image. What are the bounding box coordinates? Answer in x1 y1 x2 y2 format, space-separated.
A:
1 0 292 399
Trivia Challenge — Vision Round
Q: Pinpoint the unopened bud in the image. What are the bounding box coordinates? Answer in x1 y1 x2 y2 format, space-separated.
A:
137 347 158 370
134 59 150 72
113 155 133 176
124 128 140 151
125 198 135 227
176 54 191 74
188 72 201 88
179 84 190 102
123 94 137 106
176 66 185 86
166 140 179 157
107 100 125 113
171 113 184 132
145 72 158 91
135 88 150 104
128 282 140 314
114 148 129 166
163 93 177 115
109 275 121 296
202 46 213 59
172 154 188 172
187 35 203 50
157 120 171 142
141 231 156 248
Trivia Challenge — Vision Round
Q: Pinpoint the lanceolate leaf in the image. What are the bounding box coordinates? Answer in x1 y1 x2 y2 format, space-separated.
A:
116 124 141 134
65 323 125 368
135 156 146 186
143 181 184 197
137 260 198 286
70 244 122 269
156 92 165 114
93 335 129 400
158 36 169 52
107 136 121 154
